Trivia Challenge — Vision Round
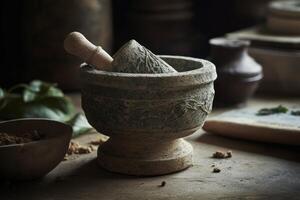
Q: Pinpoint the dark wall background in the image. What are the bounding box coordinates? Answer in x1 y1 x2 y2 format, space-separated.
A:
1 1 23 87
0 0 112 90
112 0 272 57
1 0 272 89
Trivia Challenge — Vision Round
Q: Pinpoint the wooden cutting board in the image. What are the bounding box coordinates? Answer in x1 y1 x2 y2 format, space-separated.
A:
203 108 300 145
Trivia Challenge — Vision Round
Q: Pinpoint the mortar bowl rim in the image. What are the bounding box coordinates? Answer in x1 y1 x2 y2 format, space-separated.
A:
80 55 217 88
81 55 215 76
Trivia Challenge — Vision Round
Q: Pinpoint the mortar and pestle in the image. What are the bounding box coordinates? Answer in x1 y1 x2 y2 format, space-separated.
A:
64 32 217 176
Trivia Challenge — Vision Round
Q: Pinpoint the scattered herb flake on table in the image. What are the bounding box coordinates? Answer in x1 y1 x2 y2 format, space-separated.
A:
291 110 300 116
256 105 288 116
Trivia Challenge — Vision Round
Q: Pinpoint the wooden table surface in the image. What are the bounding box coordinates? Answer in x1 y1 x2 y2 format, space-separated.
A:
2 95 300 200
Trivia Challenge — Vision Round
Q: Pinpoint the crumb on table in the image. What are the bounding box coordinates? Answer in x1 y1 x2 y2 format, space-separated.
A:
90 138 106 146
213 168 221 173
212 150 232 159
159 181 166 187
65 141 95 157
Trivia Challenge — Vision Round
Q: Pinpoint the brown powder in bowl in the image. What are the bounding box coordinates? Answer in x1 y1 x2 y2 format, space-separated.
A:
0 131 44 146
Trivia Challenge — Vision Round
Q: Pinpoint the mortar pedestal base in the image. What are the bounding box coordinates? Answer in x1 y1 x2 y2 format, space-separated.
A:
97 138 193 176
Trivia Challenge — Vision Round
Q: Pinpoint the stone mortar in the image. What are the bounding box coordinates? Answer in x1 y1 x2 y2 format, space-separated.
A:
80 55 217 176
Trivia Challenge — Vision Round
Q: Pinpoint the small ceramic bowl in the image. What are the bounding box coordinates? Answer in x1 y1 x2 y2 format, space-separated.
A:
0 119 72 180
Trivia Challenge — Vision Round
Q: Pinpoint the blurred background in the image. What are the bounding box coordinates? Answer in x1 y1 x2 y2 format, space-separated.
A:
1 0 295 94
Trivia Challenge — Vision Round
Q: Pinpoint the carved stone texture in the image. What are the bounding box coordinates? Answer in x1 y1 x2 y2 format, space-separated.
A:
112 40 177 73
80 55 217 176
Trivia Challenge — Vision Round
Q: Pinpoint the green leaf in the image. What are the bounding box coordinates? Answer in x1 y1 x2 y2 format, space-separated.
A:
8 84 28 93
256 105 288 116
0 80 93 138
0 96 76 122
67 113 93 137
23 80 64 102
0 88 4 99
291 110 300 116
0 88 6 110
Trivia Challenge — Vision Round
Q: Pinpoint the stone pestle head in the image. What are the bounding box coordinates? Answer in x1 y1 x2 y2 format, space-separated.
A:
112 40 177 73
64 32 177 73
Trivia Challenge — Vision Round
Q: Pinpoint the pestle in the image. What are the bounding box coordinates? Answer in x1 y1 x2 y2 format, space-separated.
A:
112 40 177 73
64 32 177 73
64 32 113 71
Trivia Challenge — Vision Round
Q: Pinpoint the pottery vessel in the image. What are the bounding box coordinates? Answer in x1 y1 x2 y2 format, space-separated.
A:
209 38 263 106
0 119 72 180
249 47 300 96
267 0 300 35
80 55 216 176
113 0 203 57
227 26 300 96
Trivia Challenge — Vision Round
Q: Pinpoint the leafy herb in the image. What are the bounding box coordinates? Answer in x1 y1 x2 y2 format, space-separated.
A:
291 110 300 116
0 80 92 137
66 113 93 137
0 88 6 110
256 105 288 116
22 80 64 102
0 88 4 99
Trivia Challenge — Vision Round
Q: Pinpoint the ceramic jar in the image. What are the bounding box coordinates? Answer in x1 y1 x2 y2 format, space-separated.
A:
267 0 300 35
113 0 203 57
209 37 263 106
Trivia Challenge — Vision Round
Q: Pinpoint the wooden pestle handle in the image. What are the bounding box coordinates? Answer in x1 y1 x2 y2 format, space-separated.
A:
64 32 113 71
